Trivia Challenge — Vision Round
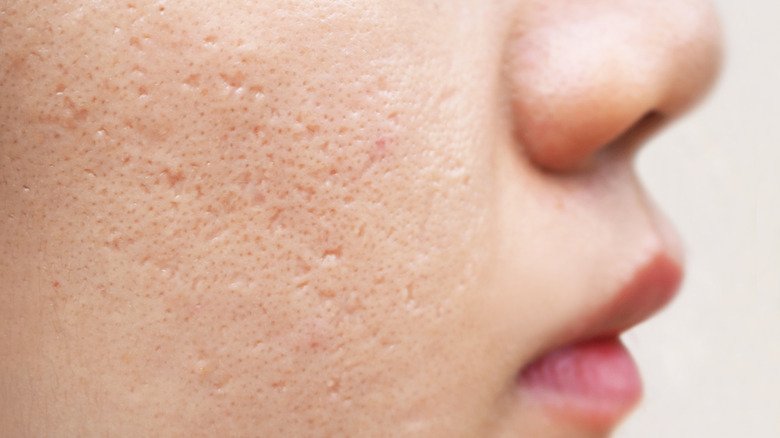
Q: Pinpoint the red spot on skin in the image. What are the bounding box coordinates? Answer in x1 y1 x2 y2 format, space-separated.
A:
219 71 246 88
163 168 185 187
52 280 60 289
237 171 252 186
369 137 392 164
184 74 200 87
253 192 266 205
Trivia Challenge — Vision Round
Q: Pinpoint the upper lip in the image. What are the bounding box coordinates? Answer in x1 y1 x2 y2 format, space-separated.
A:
517 250 685 375
519 250 684 378
574 251 684 342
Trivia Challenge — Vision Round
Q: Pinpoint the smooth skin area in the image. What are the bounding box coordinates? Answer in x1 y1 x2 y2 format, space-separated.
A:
0 1 721 436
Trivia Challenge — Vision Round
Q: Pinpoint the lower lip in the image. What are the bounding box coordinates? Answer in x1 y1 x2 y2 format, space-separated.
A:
517 338 642 429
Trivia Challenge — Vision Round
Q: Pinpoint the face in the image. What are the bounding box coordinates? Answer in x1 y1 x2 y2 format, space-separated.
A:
0 0 721 436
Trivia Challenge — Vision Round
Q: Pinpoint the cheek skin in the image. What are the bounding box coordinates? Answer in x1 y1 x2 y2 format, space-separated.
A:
1 2 506 436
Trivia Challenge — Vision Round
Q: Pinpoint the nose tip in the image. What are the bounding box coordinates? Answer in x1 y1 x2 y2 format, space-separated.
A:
506 0 723 172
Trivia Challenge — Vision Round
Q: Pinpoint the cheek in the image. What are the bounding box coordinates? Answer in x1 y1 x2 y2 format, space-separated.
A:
129 42 498 425
4 1 502 429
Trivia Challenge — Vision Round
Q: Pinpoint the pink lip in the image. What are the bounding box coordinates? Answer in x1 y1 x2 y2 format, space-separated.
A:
585 253 683 338
518 338 641 428
517 253 683 429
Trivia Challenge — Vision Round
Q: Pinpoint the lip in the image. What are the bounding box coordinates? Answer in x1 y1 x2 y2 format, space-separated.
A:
517 337 642 429
516 252 684 429
579 252 684 339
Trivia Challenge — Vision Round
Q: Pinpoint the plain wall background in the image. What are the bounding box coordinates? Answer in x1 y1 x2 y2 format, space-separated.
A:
617 1 780 436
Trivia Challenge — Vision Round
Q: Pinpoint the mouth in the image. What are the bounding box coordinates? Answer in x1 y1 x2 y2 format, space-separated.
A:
516 253 683 429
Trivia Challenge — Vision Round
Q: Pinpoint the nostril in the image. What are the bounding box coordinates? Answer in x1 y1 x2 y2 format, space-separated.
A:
593 111 668 165
519 110 667 175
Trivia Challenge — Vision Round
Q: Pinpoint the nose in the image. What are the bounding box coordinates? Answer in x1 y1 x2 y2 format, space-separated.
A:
505 0 723 172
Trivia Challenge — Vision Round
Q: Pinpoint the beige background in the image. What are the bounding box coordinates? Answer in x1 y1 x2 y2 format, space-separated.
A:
617 1 780 436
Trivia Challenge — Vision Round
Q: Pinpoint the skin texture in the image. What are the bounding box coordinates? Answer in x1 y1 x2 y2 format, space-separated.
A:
0 1 721 436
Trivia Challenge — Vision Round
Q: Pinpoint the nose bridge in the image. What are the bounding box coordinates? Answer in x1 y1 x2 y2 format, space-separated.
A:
506 0 723 172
